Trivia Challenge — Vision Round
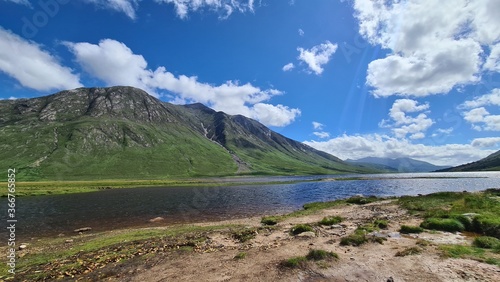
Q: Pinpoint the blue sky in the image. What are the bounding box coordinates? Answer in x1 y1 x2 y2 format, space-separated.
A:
0 0 499 166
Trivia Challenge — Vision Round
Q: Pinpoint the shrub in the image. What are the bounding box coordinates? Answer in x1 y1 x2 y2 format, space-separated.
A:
290 224 314 235
281 256 307 268
261 216 279 226
399 225 424 234
420 218 465 232
473 236 500 249
319 216 342 226
306 249 339 261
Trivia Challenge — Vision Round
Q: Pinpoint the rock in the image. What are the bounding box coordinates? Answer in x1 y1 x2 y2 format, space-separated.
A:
387 277 394 282
74 227 92 233
19 244 27 250
149 216 164 223
65 239 74 243
330 224 343 229
297 231 316 238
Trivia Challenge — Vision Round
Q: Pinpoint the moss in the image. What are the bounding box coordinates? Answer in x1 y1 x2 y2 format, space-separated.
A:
399 225 424 234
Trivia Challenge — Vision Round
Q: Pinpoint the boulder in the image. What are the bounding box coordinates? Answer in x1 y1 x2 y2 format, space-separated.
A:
297 231 316 238
74 227 92 233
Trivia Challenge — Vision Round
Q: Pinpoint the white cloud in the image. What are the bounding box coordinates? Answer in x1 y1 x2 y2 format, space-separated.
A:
379 99 433 139
298 29 304 36
484 43 500 72
3 0 31 6
155 0 255 19
65 38 300 127
0 28 82 91
84 0 140 19
460 89 500 131
304 134 495 166
313 131 330 139
431 127 454 138
297 41 337 75
282 63 295 72
472 137 500 148
353 0 500 97
312 121 324 130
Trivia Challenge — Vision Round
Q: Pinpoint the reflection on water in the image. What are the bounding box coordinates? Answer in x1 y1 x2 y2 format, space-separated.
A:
2 172 499 239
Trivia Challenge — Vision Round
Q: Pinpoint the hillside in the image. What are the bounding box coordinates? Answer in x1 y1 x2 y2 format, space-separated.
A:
0 86 371 181
346 157 450 173
437 150 500 172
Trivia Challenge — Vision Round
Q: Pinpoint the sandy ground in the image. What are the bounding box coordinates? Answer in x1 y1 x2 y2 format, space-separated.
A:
76 200 500 282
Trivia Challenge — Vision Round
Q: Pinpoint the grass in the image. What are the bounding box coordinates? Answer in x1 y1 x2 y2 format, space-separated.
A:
399 225 424 234
281 249 338 269
232 228 257 242
234 252 247 260
261 199 349 225
306 249 339 261
439 245 500 266
290 224 314 235
319 216 343 226
398 190 500 238
420 218 465 233
346 195 380 205
395 247 423 257
473 236 500 249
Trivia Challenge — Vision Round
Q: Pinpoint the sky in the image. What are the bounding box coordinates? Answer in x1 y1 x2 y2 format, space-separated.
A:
0 0 499 167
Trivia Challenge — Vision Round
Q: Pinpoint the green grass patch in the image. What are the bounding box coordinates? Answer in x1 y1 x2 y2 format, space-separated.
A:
232 228 257 243
290 224 314 235
340 231 367 246
399 225 424 234
373 219 388 229
346 195 380 205
261 216 279 226
473 236 500 249
420 218 465 232
319 216 343 226
234 252 247 260
305 249 339 261
280 256 307 268
439 245 500 266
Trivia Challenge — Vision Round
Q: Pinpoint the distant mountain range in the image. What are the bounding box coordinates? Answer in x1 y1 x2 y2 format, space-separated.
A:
345 157 450 173
0 86 374 181
437 150 500 172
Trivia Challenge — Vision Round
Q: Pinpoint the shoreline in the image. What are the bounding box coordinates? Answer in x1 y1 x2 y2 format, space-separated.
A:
2 190 499 281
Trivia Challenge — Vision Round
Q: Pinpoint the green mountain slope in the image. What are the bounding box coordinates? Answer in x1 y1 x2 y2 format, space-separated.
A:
0 86 372 181
346 157 450 172
438 150 500 172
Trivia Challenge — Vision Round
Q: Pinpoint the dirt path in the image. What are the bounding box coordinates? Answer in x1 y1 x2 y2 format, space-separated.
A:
94 200 499 282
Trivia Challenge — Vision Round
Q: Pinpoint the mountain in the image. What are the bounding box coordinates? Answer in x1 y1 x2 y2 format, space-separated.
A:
437 150 500 172
0 86 373 181
346 157 450 173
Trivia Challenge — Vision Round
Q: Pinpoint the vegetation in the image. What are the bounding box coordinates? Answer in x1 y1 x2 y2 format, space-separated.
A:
261 216 279 226
398 190 500 238
280 256 307 268
399 225 424 234
373 219 388 229
232 228 257 242
346 195 379 205
319 216 343 226
290 224 314 235
234 252 247 260
473 236 500 249
395 247 423 257
439 245 500 266
306 249 339 261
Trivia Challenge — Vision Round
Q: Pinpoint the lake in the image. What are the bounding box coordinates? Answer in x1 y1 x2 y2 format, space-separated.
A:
2 172 499 239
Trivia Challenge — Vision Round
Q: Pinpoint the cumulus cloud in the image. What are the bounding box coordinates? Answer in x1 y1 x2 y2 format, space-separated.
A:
65 38 300 127
313 131 330 139
484 43 500 72
379 99 433 139
298 29 304 36
304 134 495 166
297 41 337 75
471 137 500 148
155 0 255 19
84 0 140 20
282 63 295 72
353 0 500 97
312 121 324 130
0 28 82 91
460 89 500 131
